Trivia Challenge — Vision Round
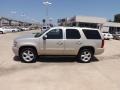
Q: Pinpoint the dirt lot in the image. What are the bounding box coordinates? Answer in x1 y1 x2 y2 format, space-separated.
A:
0 30 120 90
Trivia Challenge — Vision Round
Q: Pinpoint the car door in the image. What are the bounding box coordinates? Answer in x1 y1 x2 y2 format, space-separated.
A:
43 29 64 55
64 29 81 55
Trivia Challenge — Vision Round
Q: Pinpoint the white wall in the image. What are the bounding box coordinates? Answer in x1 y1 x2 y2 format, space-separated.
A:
104 22 120 27
76 16 107 23
101 26 109 32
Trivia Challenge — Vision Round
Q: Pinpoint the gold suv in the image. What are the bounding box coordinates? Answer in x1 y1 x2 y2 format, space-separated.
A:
12 27 104 63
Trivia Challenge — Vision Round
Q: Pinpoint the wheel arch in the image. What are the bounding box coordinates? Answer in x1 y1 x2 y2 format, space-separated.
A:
19 45 38 55
0 31 4 34
78 46 95 56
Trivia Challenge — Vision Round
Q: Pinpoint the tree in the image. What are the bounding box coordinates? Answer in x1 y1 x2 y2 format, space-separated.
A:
114 14 120 22
42 19 46 25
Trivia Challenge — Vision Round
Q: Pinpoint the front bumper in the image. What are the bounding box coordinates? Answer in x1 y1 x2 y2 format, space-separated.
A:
95 48 104 55
12 46 19 56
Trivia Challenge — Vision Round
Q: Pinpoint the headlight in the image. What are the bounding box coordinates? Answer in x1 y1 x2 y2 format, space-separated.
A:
13 41 17 47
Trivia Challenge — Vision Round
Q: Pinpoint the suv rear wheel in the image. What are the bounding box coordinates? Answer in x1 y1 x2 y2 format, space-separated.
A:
19 48 38 63
12 30 15 32
0 31 3 34
78 49 93 63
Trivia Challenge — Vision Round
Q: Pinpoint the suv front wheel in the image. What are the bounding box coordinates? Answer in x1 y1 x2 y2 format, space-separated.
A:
78 49 93 63
19 48 38 63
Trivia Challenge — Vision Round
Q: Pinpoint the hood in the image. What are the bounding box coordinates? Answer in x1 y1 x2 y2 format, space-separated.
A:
15 34 35 41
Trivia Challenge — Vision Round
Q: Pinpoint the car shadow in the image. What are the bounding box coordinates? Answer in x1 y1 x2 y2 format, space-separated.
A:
92 56 100 62
13 56 21 62
13 56 76 63
38 56 76 63
13 56 99 63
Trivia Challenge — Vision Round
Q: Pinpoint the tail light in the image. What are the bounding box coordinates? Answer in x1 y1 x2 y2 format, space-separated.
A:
101 39 104 48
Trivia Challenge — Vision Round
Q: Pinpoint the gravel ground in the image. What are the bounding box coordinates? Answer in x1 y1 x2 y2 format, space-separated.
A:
0 30 120 90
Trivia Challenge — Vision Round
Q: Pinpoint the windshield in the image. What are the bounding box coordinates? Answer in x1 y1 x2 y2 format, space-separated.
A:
34 30 48 37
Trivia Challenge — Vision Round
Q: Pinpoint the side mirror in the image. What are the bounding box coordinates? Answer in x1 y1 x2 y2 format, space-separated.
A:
43 35 47 40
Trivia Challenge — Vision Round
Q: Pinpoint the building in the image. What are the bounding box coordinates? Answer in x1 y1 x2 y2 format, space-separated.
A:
102 22 120 34
0 17 33 27
68 16 107 29
58 15 120 34
0 17 10 26
58 18 68 26
58 16 107 29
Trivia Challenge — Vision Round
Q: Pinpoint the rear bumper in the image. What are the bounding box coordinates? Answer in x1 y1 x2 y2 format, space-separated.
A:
95 48 104 55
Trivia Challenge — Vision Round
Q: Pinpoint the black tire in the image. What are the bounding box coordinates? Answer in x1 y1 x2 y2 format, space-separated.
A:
12 30 15 32
0 31 3 34
19 48 38 63
77 49 93 63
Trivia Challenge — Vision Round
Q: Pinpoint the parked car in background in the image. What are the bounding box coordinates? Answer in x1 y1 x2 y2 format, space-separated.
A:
11 28 20 32
13 27 104 63
102 32 113 40
0 27 7 34
5 27 20 32
0 27 21 34
22 27 29 31
42 26 50 31
113 32 120 40
29 26 40 30
16 27 24 32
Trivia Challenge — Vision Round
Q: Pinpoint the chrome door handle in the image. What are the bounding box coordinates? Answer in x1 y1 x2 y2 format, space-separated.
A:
57 42 63 45
76 42 82 45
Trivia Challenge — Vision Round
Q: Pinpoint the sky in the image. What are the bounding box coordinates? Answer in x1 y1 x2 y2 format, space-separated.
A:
0 0 120 23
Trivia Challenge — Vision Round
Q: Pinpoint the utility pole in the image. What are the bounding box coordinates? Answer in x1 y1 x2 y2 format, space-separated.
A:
43 0 52 26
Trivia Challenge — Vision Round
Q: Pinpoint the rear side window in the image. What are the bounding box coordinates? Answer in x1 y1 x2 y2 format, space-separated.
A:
83 29 101 39
66 29 81 39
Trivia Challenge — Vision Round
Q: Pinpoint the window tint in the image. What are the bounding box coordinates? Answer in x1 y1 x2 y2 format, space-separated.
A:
83 29 101 39
46 29 63 39
66 29 81 39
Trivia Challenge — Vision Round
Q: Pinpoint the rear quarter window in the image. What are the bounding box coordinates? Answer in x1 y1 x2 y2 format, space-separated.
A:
83 29 101 39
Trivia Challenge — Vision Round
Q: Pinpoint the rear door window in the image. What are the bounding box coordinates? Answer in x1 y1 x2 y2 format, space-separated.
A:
66 29 81 39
